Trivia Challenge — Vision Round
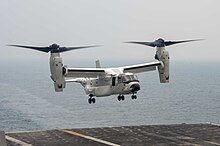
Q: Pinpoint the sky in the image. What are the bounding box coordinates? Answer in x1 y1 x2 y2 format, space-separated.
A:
0 0 220 64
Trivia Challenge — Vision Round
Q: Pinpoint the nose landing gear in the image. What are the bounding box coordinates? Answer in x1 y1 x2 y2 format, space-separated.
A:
131 94 137 100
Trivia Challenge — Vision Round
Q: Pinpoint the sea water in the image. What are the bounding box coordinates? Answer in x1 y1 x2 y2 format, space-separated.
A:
0 59 220 132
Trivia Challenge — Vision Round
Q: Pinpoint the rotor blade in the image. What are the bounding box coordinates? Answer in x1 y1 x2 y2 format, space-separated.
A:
59 45 101 52
125 41 156 47
7 45 51 53
165 39 203 46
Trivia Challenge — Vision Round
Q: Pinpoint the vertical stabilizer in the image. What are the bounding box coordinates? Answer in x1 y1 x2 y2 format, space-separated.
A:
96 60 101 68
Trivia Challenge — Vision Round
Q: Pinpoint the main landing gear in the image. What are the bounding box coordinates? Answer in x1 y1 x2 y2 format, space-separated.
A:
88 95 96 104
117 94 137 101
117 95 125 101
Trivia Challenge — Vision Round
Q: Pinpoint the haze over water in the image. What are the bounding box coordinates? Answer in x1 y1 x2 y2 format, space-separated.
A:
0 59 219 132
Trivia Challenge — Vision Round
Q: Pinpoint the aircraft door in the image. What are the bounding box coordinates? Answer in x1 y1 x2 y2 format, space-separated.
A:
111 77 117 94
112 76 124 94
112 77 116 86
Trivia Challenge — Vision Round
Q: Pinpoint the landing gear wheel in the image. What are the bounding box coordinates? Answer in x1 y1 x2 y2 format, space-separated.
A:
118 95 125 101
134 95 137 99
88 98 92 104
118 95 121 101
121 95 125 101
92 98 96 103
131 94 137 100
88 95 96 104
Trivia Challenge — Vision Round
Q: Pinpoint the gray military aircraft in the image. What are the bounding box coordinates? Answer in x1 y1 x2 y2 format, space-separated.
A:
8 38 200 104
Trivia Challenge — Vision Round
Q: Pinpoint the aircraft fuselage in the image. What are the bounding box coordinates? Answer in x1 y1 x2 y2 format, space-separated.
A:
82 73 140 97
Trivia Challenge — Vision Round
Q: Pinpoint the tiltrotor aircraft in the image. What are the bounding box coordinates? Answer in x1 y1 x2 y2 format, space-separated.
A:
8 38 200 104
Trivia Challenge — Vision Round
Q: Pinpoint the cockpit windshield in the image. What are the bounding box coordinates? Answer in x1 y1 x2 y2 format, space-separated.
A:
120 74 139 83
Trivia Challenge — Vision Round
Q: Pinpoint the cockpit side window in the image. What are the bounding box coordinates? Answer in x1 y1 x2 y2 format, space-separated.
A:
118 76 122 84
121 75 139 83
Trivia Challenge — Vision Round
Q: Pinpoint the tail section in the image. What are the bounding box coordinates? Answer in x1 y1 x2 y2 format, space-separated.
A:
96 60 101 68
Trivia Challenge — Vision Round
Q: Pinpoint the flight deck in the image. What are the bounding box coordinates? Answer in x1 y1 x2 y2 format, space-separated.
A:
4 123 220 146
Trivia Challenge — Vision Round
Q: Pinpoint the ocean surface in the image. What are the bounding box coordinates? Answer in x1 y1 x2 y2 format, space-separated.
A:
0 59 220 132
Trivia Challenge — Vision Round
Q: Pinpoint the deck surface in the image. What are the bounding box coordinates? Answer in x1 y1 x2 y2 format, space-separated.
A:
5 123 220 146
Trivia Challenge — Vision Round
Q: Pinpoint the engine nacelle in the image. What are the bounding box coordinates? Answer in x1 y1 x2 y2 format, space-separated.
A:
157 49 169 83
50 55 65 92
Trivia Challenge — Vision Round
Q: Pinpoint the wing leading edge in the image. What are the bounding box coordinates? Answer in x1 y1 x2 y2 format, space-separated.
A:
122 61 162 73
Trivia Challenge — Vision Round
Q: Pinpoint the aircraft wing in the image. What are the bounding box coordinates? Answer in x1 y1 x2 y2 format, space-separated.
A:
65 61 162 78
121 61 162 73
65 68 105 78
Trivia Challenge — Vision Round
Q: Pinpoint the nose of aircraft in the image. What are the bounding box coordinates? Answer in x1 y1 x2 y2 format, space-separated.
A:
130 83 140 92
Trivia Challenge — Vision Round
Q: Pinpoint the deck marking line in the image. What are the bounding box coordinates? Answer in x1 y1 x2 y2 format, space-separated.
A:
61 129 121 146
5 135 33 146
205 140 220 145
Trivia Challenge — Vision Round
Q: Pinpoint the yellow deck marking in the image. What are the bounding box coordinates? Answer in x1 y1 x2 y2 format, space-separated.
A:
61 129 121 146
